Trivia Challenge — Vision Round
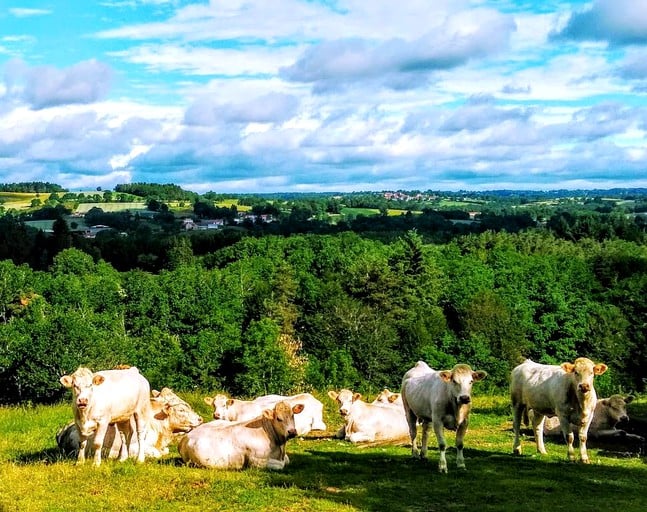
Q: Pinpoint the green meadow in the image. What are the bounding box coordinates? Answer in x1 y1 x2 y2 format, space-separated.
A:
1 394 645 512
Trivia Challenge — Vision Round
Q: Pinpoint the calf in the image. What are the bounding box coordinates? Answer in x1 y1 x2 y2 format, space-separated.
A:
203 392 326 435
56 387 203 459
178 401 304 469
401 361 487 472
60 366 152 466
327 389 410 444
511 358 608 463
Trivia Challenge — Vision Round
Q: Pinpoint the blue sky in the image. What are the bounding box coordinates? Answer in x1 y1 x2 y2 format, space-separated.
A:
1 0 646 193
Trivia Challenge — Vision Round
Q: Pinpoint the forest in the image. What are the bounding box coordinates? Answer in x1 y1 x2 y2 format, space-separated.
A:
0 183 646 405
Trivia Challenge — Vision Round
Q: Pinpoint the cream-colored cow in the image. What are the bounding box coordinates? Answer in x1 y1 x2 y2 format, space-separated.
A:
59 366 152 466
511 357 608 463
179 401 303 469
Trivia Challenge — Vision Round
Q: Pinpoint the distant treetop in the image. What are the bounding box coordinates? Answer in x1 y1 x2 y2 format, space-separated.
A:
0 182 66 193
114 183 198 202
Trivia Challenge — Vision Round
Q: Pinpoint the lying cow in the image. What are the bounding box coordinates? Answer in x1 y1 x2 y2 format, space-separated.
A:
511 357 607 463
327 389 410 444
372 388 403 407
178 401 304 469
57 387 203 459
203 392 326 435
527 394 644 451
60 366 152 466
401 361 487 472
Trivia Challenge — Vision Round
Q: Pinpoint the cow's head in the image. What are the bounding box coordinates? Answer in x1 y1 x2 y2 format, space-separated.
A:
438 364 487 406
203 393 233 420
561 358 607 395
263 401 304 440
153 388 203 432
60 367 105 411
373 388 401 405
328 389 361 417
599 394 633 425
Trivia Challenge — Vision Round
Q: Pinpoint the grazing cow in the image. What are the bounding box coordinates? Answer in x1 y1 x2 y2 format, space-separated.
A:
178 401 304 469
511 358 608 463
203 392 326 435
327 389 410 444
372 388 403 407
401 361 487 472
56 387 203 459
59 366 152 466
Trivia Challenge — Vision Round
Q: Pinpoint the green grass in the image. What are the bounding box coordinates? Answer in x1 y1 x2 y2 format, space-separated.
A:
1 395 646 512
0 192 51 210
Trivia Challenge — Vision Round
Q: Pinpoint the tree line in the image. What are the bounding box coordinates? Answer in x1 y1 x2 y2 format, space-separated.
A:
0 228 645 405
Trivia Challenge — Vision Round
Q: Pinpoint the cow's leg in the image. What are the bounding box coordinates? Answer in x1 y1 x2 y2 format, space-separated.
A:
432 420 448 473
92 423 109 467
420 420 430 459
405 409 419 457
455 419 469 470
77 434 89 464
116 422 129 462
132 411 147 463
531 413 547 454
578 415 594 464
511 403 524 455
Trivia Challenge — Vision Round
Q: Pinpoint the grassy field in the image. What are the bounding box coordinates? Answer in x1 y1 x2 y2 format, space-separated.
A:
1 393 646 512
0 192 51 210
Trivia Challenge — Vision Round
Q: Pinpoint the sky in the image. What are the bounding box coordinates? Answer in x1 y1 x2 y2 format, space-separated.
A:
1 0 647 194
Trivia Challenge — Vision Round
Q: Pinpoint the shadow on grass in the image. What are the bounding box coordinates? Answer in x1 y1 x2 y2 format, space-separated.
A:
259 445 647 512
13 447 69 465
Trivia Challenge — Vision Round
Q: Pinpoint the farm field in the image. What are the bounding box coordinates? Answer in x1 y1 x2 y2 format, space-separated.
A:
1 394 646 512
0 192 51 210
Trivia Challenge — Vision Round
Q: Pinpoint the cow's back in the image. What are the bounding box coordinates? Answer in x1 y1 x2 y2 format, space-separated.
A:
90 368 151 422
402 362 443 419
511 360 566 413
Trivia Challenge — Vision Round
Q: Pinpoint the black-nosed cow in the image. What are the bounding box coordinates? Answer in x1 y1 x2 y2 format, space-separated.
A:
401 361 487 473
59 366 152 466
178 401 304 469
511 357 608 463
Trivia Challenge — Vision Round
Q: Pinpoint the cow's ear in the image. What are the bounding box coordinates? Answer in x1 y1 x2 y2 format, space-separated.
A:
593 363 608 376
92 375 105 386
292 404 305 415
152 389 161 397
154 405 171 420
226 399 235 407
625 395 635 404
203 397 214 406
263 409 274 420
388 394 400 403
439 371 452 382
60 375 73 388
561 363 575 373
473 370 487 381
352 393 362 402
600 399 609 406
327 390 338 400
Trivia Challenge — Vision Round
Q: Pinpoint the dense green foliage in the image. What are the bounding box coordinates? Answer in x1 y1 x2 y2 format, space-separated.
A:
0 225 645 404
0 182 65 193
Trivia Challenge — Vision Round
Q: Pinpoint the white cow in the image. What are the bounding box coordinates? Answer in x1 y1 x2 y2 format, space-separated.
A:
401 361 487 472
371 388 403 407
178 401 304 469
59 366 152 466
327 389 410 444
56 387 203 459
203 392 326 435
511 357 608 463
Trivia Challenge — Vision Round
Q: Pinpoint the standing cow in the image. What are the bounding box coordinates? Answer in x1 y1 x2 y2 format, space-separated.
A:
511 357 608 463
401 361 487 472
59 366 152 466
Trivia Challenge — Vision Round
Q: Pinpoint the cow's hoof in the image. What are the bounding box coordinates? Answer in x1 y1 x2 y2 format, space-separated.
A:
581 458 590 464
457 465 466 471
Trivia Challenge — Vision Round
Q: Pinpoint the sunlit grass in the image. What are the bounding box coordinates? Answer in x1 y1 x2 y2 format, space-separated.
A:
1 394 646 512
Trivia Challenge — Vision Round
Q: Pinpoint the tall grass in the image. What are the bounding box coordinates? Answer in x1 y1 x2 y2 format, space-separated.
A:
1 395 646 512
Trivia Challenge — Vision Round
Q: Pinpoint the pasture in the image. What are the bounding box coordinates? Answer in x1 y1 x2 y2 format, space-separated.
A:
0 192 50 210
1 394 646 512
